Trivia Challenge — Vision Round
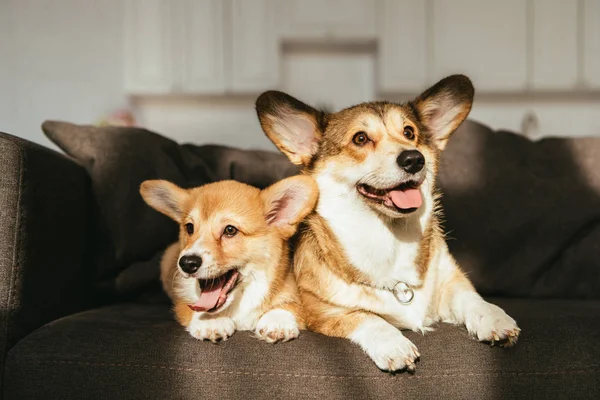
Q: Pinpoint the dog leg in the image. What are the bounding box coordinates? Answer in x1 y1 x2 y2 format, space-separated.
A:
351 314 420 372
255 307 300 344
436 250 520 346
187 314 236 343
308 304 419 372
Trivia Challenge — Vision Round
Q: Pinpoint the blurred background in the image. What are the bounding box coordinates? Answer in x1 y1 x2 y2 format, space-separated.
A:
0 0 599 150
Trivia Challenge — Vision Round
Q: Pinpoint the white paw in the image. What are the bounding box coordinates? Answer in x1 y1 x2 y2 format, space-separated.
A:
351 319 420 372
465 301 520 347
255 309 300 344
188 316 236 343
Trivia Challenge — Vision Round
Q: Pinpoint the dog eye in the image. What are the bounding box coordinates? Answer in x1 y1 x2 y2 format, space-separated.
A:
185 223 194 235
223 225 238 237
352 132 369 146
403 126 415 140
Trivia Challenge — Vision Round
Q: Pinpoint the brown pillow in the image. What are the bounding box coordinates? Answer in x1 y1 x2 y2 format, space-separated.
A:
439 121 600 298
43 120 600 300
42 121 298 297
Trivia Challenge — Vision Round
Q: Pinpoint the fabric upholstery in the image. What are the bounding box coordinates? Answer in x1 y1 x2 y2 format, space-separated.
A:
4 299 599 400
439 121 600 298
42 121 299 297
41 120 600 300
0 132 93 388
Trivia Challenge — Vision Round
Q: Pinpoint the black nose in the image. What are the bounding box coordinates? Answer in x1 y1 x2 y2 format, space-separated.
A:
179 255 202 274
397 150 425 174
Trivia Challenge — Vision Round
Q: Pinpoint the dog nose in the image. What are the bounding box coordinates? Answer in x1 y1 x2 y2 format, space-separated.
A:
397 150 425 174
179 255 202 274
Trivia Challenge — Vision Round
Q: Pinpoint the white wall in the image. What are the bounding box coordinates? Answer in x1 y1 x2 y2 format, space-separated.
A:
1 0 599 153
0 0 127 149
135 44 376 150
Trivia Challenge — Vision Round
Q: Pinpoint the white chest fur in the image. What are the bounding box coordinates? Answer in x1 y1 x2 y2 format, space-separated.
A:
316 174 438 331
316 175 432 288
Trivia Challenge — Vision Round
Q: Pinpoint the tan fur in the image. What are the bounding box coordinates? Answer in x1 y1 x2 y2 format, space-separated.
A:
141 176 318 341
173 302 195 327
300 290 368 338
256 75 520 371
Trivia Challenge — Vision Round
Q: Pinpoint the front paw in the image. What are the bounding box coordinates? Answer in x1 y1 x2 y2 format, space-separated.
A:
255 309 300 344
188 317 235 343
368 334 420 372
465 301 520 347
352 321 420 372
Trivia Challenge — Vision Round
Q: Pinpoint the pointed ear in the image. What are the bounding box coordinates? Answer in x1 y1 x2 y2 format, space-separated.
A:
140 180 189 223
255 91 326 166
412 75 474 150
260 175 318 238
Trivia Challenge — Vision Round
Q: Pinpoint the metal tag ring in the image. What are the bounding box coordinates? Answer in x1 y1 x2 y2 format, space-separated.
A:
393 281 414 305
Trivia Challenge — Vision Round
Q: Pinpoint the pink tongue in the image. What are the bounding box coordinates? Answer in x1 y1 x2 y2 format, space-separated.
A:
190 276 227 312
389 188 422 210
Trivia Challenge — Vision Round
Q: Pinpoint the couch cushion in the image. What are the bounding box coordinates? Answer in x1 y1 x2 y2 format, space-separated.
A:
439 122 600 298
42 120 600 301
41 121 299 298
4 299 599 400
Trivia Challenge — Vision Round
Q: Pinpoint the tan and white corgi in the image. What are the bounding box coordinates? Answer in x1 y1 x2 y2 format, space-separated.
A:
255 75 520 371
140 177 318 343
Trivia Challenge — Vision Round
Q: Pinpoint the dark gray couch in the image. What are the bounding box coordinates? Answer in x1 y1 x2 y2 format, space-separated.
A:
1 122 599 399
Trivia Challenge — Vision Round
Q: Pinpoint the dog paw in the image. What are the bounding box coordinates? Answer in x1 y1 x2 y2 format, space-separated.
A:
465 301 520 347
188 317 236 343
255 309 300 344
368 334 420 372
352 321 420 372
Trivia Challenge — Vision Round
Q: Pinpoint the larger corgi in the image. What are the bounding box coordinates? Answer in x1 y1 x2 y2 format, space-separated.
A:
255 75 520 371
140 177 317 343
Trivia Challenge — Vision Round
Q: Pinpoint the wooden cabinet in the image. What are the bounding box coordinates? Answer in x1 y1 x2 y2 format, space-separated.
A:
125 0 600 96
178 0 226 94
124 0 173 93
276 0 376 42
583 0 600 89
431 0 528 92
531 0 578 90
230 0 279 92
378 0 427 93
125 0 280 94
125 0 225 94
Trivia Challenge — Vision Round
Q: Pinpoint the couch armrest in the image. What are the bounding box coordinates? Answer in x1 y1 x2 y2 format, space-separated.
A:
0 132 93 375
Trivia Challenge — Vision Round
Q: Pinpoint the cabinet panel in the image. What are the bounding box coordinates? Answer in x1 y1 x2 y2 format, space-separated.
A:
277 0 376 42
378 0 427 93
431 0 527 92
531 0 578 90
180 0 226 93
583 0 600 88
124 0 173 93
231 0 279 92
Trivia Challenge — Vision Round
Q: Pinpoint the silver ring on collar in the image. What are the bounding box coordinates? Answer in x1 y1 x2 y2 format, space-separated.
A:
392 281 414 304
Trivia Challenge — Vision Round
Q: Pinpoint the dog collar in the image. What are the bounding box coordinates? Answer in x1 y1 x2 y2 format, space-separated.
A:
392 281 414 304
361 280 415 305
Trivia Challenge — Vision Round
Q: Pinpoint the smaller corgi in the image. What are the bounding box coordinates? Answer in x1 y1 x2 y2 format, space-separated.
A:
140 176 317 343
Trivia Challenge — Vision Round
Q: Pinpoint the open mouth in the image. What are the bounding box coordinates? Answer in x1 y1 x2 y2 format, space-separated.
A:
357 181 423 213
188 270 240 313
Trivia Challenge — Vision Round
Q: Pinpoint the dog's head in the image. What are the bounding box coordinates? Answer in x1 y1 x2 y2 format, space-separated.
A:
140 176 317 312
256 75 474 218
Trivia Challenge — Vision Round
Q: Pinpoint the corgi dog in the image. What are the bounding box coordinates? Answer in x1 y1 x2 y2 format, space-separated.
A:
255 75 520 371
140 176 318 343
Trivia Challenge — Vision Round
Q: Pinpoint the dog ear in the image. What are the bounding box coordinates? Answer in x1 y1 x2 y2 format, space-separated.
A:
412 75 474 150
140 180 189 222
255 91 326 166
260 175 318 238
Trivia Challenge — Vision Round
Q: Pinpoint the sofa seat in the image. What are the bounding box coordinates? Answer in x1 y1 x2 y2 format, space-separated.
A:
4 299 599 399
